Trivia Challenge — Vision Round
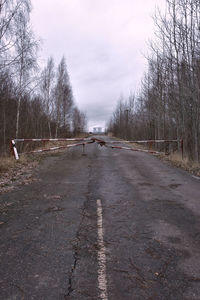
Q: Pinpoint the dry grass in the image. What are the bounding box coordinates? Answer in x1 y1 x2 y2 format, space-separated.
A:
0 154 39 194
0 156 16 173
163 152 200 177
0 154 35 174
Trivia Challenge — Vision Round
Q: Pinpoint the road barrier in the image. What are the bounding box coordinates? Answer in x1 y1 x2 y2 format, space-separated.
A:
10 137 183 160
107 139 181 143
13 138 90 142
105 139 183 158
10 138 94 160
104 144 162 155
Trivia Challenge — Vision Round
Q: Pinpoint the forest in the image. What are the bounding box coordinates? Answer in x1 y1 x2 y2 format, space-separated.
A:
0 0 87 155
108 0 200 162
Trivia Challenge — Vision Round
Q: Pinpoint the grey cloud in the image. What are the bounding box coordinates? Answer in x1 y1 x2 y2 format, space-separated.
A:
31 0 165 130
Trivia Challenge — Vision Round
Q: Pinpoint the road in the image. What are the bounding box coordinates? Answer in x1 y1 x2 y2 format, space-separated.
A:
1 136 200 300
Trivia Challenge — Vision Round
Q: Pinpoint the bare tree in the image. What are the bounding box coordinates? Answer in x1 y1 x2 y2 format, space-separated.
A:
108 0 200 162
0 2 86 154
13 1 38 138
40 57 55 138
54 56 74 137
0 0 31 70
72 107 87 135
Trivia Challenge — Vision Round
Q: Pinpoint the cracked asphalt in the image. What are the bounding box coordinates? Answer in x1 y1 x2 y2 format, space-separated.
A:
1 136 200 300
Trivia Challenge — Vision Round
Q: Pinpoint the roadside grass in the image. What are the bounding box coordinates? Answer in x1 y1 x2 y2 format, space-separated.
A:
163 151 200 177
0 156 16 173
0 153 39 174
0 154 39 194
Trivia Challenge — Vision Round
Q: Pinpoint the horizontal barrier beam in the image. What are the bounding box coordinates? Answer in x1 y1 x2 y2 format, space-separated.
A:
22 141 94 154
105 144 162 155
14 138 90 142
108 139 181 144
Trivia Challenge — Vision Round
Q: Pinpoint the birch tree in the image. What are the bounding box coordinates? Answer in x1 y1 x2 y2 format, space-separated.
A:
54 57 74 137
13 0 38 138
40 57 55 138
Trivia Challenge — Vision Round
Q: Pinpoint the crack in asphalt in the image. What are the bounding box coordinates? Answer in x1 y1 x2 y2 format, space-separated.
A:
64 203 87 298
65 240 79 297
65 164 92 298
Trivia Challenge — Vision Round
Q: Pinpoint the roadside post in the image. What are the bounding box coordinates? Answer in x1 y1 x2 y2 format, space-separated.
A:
181 139 184 159
82 143 86 156
149 141 153 151
10 140 19 160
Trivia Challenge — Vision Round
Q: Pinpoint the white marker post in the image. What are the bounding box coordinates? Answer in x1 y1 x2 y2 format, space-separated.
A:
11 140 19 160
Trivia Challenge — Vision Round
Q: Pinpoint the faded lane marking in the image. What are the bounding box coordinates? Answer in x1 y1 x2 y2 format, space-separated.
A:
97 199 108 300
192 175 200 180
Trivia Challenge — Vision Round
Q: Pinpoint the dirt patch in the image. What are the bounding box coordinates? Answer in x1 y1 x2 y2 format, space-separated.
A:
45 206 65 213
168 184 182 189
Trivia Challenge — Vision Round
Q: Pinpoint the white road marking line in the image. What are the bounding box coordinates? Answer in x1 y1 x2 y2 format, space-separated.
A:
192 175 200 180
97 199 108 300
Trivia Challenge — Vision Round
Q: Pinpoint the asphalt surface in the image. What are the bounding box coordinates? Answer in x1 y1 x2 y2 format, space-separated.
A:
1 136 200 300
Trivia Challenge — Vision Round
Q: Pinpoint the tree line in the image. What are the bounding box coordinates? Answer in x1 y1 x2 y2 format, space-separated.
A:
108 0 200 162
0 0 87 154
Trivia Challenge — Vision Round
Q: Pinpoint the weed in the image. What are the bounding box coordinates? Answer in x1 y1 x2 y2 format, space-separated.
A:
0 156 15 173
162 152 200 177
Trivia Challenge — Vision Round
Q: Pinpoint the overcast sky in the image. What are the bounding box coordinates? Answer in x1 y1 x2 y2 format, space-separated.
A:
31 0 165 130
